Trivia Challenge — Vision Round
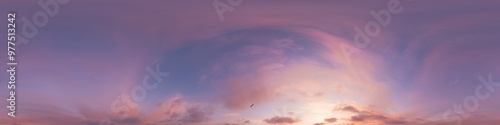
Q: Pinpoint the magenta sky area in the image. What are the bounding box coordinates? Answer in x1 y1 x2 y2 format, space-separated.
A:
1 0 500 125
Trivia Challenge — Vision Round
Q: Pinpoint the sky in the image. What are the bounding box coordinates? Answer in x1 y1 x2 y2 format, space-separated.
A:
0 0 500 125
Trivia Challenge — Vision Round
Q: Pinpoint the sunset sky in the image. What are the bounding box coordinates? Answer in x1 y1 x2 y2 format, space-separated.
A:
1 0 500 125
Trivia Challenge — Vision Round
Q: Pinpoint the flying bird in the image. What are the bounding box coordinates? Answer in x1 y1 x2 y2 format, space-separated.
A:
250 104 254 107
